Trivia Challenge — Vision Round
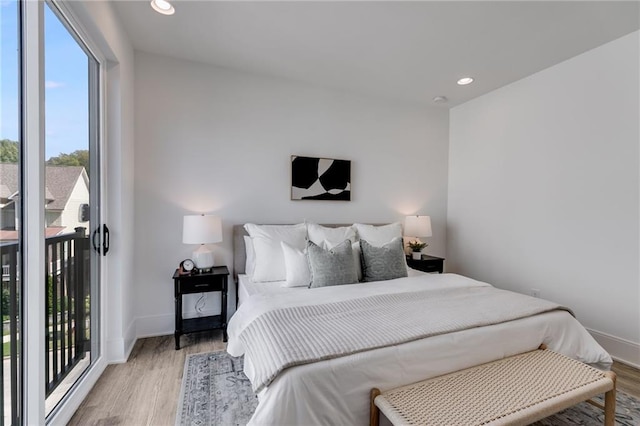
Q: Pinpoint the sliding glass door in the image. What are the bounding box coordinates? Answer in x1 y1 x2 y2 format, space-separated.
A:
1 0 104 422
42 2 101 416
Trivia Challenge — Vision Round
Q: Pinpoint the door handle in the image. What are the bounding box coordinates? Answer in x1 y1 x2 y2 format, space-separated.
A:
103 224 110 255
92 225 110 256
92 227 101 254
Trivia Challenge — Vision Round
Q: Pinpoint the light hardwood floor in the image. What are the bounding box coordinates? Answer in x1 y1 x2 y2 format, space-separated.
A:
70 333 640 425
69 332 226 426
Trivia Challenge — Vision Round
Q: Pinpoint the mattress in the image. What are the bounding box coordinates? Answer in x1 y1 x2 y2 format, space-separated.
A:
237 274 292 306
237 267 426 306
229 272 612 426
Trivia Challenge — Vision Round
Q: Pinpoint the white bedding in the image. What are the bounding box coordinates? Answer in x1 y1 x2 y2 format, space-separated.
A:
237 274 291 306
237 267 427 306
228 273 611 426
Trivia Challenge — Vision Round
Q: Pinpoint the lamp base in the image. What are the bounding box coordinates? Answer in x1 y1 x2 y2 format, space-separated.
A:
193 245 214 271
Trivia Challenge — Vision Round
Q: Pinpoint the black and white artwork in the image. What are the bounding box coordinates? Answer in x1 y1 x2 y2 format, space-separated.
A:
291 156 351 201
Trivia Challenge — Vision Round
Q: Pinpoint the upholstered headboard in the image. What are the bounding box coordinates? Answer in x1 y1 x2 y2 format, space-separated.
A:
232 223 385 280
233 224 251 279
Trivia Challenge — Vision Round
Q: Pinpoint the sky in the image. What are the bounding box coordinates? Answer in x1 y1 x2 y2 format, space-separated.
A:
1 0 89 160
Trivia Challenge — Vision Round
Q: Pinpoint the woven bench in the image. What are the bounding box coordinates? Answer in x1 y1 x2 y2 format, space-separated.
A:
370 346 616 426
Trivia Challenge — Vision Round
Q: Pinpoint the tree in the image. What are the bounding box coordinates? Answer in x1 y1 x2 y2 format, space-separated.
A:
0 139 19 163
0 140 89 173
47 150 89 173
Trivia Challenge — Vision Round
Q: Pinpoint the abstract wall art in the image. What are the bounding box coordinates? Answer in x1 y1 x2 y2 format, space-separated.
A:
291 155 351 201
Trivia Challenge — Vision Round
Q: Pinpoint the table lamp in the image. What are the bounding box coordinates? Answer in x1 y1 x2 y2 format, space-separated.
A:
404 215 432 259
183 214 223 271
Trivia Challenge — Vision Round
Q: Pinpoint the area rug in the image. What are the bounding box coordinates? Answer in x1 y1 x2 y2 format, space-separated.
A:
176 350 640 426
176 351 258 426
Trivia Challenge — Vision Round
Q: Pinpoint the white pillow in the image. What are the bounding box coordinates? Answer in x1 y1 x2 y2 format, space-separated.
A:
243 236 256 278
353 223 402 247
281 242 311 287
324 239 363 282
308 223 357 246
244 223 307 282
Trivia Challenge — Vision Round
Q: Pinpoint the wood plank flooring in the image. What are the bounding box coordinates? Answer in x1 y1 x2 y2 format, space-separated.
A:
69 332 226 426
612 359 640 399
70 333 640 425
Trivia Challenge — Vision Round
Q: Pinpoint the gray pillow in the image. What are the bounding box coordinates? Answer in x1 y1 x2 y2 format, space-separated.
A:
360 237 408 282
307 240 358 288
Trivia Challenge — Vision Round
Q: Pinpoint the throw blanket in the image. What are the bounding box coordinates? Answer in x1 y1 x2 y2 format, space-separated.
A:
239 286 571 393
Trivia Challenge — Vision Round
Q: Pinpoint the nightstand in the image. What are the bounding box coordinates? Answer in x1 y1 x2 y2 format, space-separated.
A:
173 266 229 350
406 255 445 274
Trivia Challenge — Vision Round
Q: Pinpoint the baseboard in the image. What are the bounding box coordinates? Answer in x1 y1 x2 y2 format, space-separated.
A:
46 357 108 426
123 319 136 360
587 328 640 368
105 338 129 363
105 320 137 363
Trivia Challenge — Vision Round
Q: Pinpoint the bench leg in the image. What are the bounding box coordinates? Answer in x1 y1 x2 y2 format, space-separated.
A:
604 371 617 426
370 388 381 426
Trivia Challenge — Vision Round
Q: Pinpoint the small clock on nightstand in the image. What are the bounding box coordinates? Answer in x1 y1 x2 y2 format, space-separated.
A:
406 254 445 274
179 259 196 275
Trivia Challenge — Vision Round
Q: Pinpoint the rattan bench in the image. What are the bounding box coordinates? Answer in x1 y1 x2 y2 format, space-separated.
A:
370 346 616 426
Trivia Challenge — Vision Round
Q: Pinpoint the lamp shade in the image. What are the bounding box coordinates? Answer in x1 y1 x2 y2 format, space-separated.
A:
183 215 223 244
404 215 432 238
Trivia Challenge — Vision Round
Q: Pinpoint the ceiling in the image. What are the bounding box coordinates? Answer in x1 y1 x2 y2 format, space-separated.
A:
113 1 640 107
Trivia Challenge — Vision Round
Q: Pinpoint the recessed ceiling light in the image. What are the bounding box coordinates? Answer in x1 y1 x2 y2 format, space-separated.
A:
457 77 474 86
151 0 175 15
433 96 448 103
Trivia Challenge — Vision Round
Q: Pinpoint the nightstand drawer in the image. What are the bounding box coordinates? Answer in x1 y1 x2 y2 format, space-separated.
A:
178 275 224 294
416 263 441 273
406 255 445 274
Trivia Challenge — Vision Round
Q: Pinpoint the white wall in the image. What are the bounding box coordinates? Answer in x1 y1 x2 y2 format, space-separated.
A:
60 174 89 233
448 32 640 365
133 51 449 337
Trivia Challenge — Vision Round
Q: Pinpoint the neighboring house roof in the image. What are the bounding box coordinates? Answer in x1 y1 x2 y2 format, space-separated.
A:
0 164 19 200
45 165 87 210
0 163 87 209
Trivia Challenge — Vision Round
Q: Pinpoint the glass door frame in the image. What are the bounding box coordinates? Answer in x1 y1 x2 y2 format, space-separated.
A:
22 1 47 423
21 1 107 423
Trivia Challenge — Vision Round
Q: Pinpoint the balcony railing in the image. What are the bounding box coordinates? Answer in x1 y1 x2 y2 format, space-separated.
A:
0 227 90 422
0 237 19 426
44 228 90 397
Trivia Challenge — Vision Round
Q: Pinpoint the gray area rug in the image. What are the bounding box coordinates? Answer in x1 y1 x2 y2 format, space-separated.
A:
176 351 258 426
176 350 640 426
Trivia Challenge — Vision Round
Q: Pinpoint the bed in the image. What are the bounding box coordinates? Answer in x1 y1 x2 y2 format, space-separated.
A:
227 224 612 425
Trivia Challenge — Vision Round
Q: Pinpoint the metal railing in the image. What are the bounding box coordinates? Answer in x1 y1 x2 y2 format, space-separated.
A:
0 226 90 424
0 238 20 426
44 227 90 397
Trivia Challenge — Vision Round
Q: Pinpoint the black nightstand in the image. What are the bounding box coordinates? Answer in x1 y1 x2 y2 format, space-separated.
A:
406 255 445 274
173 266 229 350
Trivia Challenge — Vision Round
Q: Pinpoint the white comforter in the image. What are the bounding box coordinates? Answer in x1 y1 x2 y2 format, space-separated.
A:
227 273 612 426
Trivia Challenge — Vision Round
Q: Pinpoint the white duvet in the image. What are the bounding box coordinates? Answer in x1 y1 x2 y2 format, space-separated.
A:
227 273 612 426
